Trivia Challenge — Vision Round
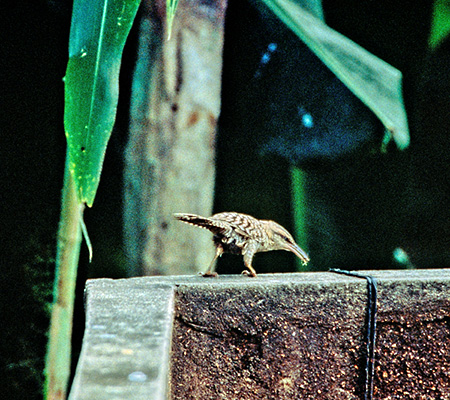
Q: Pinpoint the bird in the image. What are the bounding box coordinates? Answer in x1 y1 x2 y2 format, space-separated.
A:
174 212 309 277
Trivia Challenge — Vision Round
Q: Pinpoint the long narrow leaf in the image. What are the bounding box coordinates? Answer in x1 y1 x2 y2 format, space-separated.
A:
65 0 141 206
259 0 410 149
166 0 180 40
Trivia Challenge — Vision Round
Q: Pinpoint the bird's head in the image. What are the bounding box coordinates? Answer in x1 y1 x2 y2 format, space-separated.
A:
264 220 310 265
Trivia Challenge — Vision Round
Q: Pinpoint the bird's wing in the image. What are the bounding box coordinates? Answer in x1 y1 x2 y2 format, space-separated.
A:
211 212 267 242
173 213 230 236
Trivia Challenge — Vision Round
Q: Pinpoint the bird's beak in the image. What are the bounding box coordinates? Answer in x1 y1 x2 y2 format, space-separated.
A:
287 243 310 265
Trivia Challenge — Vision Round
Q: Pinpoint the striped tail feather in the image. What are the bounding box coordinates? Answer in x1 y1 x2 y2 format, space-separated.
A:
173 213 228 233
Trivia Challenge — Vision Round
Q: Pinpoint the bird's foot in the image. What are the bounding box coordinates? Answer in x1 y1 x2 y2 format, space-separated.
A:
241 270 257 278
200 271 219 278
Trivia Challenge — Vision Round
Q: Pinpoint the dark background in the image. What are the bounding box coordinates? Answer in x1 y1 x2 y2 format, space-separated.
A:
2 0 450 398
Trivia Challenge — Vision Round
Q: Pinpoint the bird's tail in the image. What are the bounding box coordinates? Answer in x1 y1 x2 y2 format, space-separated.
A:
173 213 212 229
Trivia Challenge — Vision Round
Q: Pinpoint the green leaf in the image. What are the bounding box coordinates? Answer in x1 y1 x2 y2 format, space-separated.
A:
166 0 180 40
258 0 410 150
64 0 141 206
429 0 450 49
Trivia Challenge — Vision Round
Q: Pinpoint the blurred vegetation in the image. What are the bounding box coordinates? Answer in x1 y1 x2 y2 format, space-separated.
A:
2 241 55 399
2 0 450 398
429 0 450 49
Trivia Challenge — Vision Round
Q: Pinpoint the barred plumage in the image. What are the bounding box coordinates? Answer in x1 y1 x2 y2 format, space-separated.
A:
174 212 309 277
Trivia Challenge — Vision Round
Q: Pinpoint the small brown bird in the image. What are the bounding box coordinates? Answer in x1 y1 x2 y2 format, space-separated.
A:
174 212 309 277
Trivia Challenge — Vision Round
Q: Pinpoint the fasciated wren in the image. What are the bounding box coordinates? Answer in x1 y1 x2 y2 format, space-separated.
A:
174 212 309 277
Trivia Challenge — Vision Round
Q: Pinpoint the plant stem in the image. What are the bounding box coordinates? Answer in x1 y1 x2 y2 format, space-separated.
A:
44 153 84 400
291 167 309 271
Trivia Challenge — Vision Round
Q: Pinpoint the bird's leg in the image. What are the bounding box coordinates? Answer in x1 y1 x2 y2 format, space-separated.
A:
202 246 223 277
242 262 257 277
242 245 258 277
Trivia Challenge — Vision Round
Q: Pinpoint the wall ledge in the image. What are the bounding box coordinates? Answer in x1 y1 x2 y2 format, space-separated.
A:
69 269 450 399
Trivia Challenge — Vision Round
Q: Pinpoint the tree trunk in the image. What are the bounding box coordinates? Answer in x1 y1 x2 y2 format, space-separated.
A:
124 0 227 276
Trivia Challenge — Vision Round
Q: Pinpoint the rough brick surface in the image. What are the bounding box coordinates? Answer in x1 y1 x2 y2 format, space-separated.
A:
170 275 367 400
69 270 450 400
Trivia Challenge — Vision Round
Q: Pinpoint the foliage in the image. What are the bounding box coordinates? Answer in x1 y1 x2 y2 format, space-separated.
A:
429 0 450 49
65 0 140 206
2 244 54 400
166 0 180 39
258 0 409 150
45 1 141 399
